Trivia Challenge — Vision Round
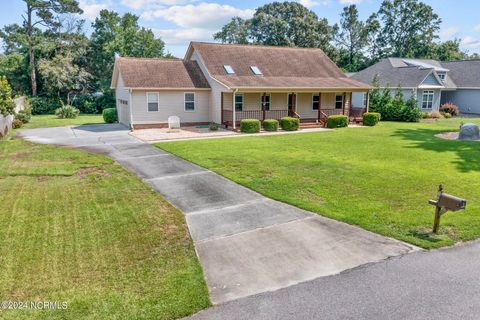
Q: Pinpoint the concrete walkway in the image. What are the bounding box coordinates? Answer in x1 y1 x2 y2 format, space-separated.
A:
17 124 418 304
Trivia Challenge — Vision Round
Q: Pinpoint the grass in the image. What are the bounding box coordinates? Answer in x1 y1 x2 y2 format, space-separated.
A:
157 118 480 249
0 139 210 319
22 114 104 129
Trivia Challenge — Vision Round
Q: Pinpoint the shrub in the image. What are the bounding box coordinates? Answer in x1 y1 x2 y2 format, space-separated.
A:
428 111 443 119
209 122 219 131
399 94 423 122
72 95 97 114
12 118 23 129
102 108 118 123
279 117 299 131
0 76 15 116
363 112 381 126
327 115 348 128
442 112 452 119
55 104 80 119
31 97 61 114
263 119 278 131
440 102 459 116
15 110 31 124
422 112 429 119
240 119 260 133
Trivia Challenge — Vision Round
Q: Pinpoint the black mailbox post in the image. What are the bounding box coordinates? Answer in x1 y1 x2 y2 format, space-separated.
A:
429 185 466 233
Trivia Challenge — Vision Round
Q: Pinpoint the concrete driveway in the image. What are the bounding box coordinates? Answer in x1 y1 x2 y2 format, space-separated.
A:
17 124 418 304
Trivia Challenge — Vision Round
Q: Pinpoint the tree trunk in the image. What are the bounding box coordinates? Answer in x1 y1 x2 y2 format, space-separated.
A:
27 5 37 96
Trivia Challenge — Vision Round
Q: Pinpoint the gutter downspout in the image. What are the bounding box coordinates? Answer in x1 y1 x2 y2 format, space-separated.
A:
128 89 134 131
232 88 238 130
128 89 133 131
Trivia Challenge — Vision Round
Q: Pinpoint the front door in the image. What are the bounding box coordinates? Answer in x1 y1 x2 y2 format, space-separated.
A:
288 93 296 116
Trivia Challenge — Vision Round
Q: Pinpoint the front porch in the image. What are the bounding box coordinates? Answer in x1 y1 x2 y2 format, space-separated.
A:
221 91 368 128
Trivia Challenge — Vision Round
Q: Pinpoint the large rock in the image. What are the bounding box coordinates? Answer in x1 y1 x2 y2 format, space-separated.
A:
458 123 480 141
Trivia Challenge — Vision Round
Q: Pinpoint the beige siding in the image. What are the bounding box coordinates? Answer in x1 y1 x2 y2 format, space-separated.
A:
223 92 233 110
115 74 131 127
297 93 315 118
190 51 230 123
131 90 210 124
294 92 351 118
271 93 288 110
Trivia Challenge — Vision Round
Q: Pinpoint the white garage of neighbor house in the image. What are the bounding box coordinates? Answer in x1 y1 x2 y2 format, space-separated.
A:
349 58 480 115
111 41 371 129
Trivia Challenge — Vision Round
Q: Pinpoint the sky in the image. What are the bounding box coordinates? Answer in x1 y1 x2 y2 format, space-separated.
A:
0 0 480 58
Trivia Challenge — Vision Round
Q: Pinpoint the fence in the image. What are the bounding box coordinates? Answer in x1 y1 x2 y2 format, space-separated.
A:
0 97 26 139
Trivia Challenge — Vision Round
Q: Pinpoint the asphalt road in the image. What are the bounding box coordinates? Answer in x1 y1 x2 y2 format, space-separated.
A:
188 240 480 320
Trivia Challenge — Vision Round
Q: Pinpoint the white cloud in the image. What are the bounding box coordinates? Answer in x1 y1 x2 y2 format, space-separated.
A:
339 0 363 4
474 24 480 33
121 0 194 10
79 0 110 21
142 2 254 29
462 36 480 48
440 27 460 39
298 0 330 8
153 27 213 45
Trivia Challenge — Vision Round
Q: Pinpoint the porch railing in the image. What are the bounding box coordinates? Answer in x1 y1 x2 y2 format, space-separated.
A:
222 109 289 124
349 108 367 118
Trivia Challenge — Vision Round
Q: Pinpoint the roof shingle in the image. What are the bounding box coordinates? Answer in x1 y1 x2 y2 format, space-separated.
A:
189 42 371 90
115 57 210 89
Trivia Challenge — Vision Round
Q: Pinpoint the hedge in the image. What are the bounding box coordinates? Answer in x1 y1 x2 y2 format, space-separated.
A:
279 117 299 131
103 108 118 123
240 119 260 133
327 115 348 128
263 119 278 132
363 112 381 126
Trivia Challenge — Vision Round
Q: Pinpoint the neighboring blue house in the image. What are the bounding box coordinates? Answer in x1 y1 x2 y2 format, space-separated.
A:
349 58 480 114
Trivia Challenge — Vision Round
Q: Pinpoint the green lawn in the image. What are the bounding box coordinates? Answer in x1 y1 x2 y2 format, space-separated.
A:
0 139 210 319
22 114 104 129
157 118 480 249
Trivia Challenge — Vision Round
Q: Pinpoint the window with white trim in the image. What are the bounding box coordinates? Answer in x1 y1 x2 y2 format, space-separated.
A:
422 90 434 109
235 94 243 111
312 94 320 110
184 92 195 111
335 94 343 109
147 92 159 112
437 72 446 83
260 94 270 111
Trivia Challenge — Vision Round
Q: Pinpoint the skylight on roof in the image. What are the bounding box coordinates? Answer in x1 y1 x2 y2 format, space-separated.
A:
250 66 262 75
223 65 235 74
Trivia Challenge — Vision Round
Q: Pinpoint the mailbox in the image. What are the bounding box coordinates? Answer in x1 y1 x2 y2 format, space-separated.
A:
437 193 466 211
429 185 466 233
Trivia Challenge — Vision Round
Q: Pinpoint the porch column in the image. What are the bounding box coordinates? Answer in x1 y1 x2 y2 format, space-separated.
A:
290 92 295 117
232 91 236 130
342 92 346 115
317 92 322 121
349 92 352 117
366 91 370 112
221 92 224 125
262 92 266 121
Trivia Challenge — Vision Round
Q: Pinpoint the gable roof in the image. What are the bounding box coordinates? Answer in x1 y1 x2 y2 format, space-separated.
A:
111 57 210 89
186 42 371 90
350 58 458 89
441 60 480 88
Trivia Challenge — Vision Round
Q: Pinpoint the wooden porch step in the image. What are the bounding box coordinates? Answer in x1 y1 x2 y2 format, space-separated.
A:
299 122 325 129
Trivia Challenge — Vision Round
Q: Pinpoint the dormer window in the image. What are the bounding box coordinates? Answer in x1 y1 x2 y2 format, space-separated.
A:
438 72 446 83
224 65 235 74
250 66 262 75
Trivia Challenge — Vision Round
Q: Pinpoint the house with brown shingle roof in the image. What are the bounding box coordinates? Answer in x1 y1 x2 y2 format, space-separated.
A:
111 42 371 129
